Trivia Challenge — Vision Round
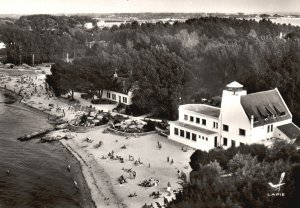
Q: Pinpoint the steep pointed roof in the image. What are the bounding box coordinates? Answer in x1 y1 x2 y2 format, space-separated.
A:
240 89 291 127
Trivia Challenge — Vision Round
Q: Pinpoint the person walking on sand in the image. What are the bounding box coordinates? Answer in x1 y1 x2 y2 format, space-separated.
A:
177 170 181 178
167 182 172 195
133 171 136 179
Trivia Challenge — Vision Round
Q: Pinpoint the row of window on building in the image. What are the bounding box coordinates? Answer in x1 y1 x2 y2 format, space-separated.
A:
184 114 219 129
174 127 209 142
223 137 244 147
222 123 273 136
222 124 246 136
107 92 128 103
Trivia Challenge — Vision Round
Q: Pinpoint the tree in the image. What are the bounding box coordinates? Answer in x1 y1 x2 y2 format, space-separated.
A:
46 61 86 99
133 45 185 120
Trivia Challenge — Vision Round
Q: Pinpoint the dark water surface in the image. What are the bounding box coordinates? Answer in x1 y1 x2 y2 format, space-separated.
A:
0 93 92 208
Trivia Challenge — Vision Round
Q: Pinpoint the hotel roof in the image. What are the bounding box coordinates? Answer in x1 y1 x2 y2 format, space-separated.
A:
180 104 220 118
173 121 218 135
241 89 291 127
277 123 300 139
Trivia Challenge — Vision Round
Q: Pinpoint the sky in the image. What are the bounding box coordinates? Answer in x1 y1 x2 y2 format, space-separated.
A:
0 0 299 14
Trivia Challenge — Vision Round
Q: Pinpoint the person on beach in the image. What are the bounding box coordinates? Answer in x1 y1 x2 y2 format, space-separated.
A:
74 180 79 189
67 165 71 172
177 170 181 178
164 197 169 205
167 182 172 194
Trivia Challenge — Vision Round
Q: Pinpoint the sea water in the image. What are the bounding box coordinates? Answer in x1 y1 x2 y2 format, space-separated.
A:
0 93 89 208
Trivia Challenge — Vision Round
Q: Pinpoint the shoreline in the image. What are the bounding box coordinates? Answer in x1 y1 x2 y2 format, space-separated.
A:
61 139 127 208
0 70 192 208
0 87 97 208
0 87 57 120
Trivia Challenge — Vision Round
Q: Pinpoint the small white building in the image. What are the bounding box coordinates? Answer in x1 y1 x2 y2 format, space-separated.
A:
169 81 300 151
0 42 5 49
84 22 93 29
102 72 134 105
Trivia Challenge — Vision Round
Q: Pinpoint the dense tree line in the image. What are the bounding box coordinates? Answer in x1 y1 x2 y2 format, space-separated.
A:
1 15 300 119
0 15 95 64
47 44 185 119
93 17 300 118
167 141 300 208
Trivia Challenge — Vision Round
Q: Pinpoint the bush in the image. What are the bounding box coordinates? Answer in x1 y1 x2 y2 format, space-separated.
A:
143 120 156 132
113 115 126 124
101 116 109 124
81 93 93 99
125 104 148 116
113 103 126 112
189 150 210 171
156 120 169 130
79 114 87 124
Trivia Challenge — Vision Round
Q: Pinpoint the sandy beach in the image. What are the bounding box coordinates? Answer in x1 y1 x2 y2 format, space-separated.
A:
0 65 193 208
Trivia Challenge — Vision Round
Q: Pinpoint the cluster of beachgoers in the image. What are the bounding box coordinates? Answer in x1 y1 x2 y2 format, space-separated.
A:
0 65 193 208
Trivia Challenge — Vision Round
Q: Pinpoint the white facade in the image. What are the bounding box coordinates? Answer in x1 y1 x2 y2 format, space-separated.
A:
220 87 249 148
169 81 300 151
169 104 220 151
102 90 133 105
84 22 93 29
0 42 5 49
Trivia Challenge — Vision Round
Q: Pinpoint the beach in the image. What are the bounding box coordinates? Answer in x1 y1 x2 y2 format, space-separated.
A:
0 65 192 208
0 89 95 208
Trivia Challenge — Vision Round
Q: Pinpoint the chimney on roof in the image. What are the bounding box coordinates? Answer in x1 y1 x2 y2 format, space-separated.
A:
250 115 254 128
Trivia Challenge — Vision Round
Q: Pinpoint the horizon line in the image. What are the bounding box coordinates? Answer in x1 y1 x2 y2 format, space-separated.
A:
1 11 300 16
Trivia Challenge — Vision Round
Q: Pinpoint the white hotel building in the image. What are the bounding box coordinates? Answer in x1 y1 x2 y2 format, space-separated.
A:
169 81 300 151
